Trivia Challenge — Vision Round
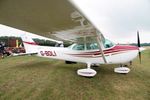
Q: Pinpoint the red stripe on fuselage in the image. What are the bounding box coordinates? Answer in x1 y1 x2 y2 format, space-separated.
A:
68 45 139 56
85 45 138 54
23 41 37 45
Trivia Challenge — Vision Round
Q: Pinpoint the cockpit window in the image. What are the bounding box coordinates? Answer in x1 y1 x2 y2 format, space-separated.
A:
71 37 114 51
103 39 114 48
86 36 98 50
72 44 85 50
86 43 99 50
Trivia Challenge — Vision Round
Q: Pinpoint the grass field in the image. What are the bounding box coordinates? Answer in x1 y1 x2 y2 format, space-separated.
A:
0 50 149 100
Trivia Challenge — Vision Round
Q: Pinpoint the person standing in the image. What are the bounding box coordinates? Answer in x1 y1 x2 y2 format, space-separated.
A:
0 42 3 58
0 42 6 58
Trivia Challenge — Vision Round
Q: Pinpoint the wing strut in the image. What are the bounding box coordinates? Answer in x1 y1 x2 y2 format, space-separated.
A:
96 32 107 63
69 0 107 63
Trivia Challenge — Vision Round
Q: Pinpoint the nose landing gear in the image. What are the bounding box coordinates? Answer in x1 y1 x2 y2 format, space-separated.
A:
77 63 97 77
114 64 130 74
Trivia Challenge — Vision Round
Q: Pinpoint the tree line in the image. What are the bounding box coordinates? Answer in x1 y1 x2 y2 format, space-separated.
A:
0 36 72 47
130 43 150 46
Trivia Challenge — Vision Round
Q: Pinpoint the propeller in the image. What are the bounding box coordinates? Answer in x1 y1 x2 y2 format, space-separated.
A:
137 31 141 63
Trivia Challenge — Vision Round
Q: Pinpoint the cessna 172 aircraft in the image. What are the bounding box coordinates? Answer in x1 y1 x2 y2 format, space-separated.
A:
0 0 145 77
21 27 143 77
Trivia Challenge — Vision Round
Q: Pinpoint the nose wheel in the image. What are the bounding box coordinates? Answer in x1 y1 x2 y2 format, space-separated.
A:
77 63 97 77
114 64 130 74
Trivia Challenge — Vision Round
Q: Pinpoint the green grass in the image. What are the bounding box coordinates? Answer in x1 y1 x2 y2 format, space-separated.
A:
0 50 150 100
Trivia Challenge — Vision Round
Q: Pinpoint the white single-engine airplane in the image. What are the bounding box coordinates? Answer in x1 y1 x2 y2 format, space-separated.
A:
21 25 143 77
2 0 145 77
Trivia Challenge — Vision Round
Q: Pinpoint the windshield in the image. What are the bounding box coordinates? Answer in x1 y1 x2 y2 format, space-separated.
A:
103 39 114 48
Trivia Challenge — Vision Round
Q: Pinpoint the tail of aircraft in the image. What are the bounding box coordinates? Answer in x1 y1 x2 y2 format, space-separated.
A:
21 34 38 54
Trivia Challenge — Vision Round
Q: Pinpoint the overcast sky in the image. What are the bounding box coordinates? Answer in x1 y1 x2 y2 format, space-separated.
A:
0 24 45 38
71 0 150 43
0 24 61 43
0 0 150 43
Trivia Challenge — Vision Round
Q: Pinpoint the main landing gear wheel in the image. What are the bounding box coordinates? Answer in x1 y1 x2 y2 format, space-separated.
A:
77 63 97 77
114 64 130 74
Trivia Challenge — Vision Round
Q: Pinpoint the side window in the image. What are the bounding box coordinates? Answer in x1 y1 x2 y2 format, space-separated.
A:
86 43 99 50
72 44 85 50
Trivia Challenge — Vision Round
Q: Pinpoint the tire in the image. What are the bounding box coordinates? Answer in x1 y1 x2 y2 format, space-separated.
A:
65 61 77 64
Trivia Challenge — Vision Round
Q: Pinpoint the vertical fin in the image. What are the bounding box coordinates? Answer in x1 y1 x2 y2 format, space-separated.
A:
20 33 38 53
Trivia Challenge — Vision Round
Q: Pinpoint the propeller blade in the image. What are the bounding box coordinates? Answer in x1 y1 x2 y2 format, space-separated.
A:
139 51 141 63
137 31 141 63
137 31 141 47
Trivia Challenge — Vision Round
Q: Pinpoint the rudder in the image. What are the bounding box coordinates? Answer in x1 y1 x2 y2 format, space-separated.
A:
21 34 38 53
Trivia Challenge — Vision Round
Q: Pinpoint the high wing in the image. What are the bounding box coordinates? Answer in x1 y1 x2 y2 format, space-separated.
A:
0 0 76 36
0 0 104 38
12 53 38 56
52 26 97 42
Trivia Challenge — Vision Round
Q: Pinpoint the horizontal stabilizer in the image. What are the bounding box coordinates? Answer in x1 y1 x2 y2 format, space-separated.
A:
12 53 38 56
